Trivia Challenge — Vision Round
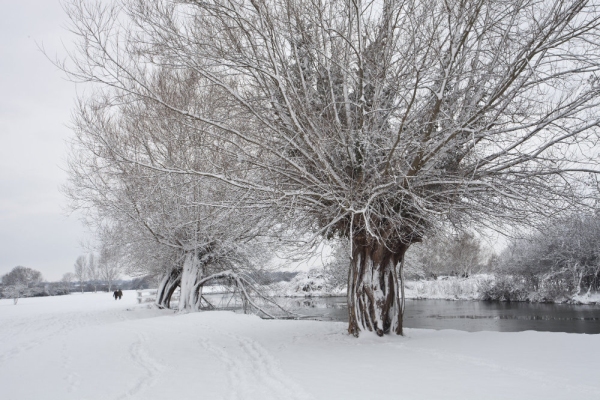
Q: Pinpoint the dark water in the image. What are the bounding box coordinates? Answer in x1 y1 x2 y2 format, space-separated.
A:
205 294 600 334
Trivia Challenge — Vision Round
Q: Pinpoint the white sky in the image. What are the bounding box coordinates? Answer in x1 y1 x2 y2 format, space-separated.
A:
0 0 90 281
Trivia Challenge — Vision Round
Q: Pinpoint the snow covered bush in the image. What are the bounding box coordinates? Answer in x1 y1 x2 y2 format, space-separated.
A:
274 269 345 297
492 213 600 302
479 277 530 302
1 266 44 304
405 275 493 300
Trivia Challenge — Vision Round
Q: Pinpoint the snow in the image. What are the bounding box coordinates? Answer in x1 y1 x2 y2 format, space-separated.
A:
268 270 345 297
1 291 599 399
571 292 600 305
404 274 494 300
268 273 490 300
272 273 600 304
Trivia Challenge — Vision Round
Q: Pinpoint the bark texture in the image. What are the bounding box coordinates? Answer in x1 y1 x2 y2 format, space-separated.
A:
178 251 205 312
155 267 181 309
348 236 407 337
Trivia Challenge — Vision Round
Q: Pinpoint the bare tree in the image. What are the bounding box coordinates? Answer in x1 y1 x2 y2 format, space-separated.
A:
61 272 75 293
406 231 487 278
65 68 278 311
447 233 486 277
74 255 88 293
86 253 100 292
98 244 121 292
1 266 43 305
63 0 600 336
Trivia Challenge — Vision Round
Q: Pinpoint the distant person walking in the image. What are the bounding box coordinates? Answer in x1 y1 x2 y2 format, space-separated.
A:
113 289 123 300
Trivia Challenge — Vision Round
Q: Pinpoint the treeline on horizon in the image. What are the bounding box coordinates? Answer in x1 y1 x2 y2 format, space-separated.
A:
0 269 301 300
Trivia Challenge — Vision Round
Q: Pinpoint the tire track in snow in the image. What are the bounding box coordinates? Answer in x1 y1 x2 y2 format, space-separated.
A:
198 324 314 400
116 331 164 400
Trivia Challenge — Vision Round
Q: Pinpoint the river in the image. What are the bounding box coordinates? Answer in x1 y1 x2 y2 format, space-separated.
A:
203 294 600 334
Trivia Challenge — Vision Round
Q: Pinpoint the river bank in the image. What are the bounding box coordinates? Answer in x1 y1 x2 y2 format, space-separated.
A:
265 272 600 305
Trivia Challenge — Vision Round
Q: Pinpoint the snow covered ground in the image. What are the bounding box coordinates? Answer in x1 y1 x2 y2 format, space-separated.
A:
1 291 599 400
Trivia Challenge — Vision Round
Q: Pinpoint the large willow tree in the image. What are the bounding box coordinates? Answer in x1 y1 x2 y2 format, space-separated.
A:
66 69 274 312
63 0 600 335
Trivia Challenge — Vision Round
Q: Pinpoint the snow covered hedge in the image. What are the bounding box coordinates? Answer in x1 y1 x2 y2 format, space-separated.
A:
404 275 493 300
268 272 600 304
268 269 346 297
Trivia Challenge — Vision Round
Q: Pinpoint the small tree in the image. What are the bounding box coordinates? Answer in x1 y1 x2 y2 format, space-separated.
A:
1 266 43 305
448 233 486 278
86 253 100 292
404 231 487 278
98 245 121 292
73 255 87 293
61 272 75 293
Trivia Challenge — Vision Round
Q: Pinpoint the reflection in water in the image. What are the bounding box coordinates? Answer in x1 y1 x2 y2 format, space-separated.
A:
425 314 600 321
204 294 600 334
403 299 600 333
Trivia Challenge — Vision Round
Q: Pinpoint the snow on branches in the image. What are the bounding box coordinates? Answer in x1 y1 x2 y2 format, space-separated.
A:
61 0 600 335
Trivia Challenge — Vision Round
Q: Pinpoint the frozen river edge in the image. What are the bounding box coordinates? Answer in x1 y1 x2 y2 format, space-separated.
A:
1 291 599 400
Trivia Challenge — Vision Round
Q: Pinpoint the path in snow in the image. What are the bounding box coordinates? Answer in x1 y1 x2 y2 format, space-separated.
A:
197 322 314 400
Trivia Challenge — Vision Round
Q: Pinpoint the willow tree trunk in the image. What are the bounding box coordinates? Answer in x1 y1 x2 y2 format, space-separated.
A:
155 268 181 309
178 251 204 312
347 237 408 337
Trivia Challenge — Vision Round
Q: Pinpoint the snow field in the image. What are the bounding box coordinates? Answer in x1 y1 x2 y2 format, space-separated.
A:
1 291 599 399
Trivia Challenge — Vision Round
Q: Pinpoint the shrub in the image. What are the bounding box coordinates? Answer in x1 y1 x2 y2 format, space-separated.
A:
479 276 529 302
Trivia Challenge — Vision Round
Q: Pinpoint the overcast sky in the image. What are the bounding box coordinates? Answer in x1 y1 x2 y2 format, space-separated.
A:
0 0 91 281
0 1 509 284
0 0 330 283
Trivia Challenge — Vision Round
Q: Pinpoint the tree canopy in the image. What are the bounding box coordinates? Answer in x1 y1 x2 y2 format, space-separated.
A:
2 266 43 287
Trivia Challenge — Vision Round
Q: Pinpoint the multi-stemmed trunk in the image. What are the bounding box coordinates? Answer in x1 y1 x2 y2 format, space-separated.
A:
155 268 181 309
178 251 205 312
347 235 408 337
